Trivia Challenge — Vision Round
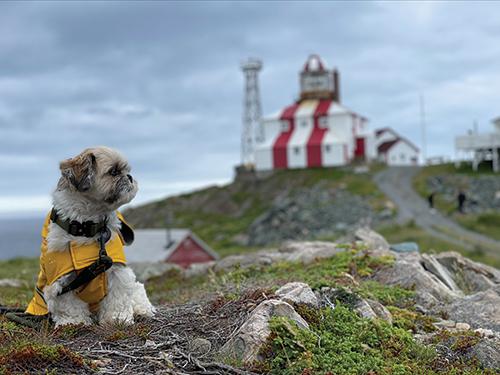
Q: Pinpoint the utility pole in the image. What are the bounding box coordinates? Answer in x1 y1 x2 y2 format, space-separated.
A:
420 94 427 165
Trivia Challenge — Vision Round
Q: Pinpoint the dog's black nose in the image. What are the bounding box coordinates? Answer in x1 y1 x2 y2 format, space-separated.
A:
127 174 133 183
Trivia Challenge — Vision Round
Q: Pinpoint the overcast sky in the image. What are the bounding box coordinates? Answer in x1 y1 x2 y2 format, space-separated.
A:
1 1 500 217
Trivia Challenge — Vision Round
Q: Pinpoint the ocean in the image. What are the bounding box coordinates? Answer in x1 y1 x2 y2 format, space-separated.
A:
0 217 45 260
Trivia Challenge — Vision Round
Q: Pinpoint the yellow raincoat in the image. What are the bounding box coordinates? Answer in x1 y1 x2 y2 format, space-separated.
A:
26 211 132 315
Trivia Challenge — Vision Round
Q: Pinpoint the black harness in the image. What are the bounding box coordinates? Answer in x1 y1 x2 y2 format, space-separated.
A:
50 208 114 296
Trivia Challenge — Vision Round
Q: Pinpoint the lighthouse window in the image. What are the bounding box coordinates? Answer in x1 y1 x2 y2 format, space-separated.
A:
294 147 300 154
301 119 308 127
324 145 331 152
281 121 289 132
319 117 328 128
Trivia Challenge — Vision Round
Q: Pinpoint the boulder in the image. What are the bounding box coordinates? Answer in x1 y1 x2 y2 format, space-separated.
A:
279 241 343 264
373 252 461 309
421 253 462 294
128 262 182 282
354 298 392 324
275 282 319 308
354 227 390 255
446 285 500 332
184 261 216 278
220 299 309 363
433 252 500 294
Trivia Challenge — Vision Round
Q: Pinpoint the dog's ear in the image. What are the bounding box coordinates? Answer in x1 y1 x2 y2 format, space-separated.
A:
60 150 97 192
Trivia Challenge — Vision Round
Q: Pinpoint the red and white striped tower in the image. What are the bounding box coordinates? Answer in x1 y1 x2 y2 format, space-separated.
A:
255 55 374 171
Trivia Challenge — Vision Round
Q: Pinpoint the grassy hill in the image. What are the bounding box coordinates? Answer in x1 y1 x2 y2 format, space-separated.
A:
124 166 388 257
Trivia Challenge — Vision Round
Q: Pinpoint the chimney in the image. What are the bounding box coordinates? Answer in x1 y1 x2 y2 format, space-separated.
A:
333 69 340 103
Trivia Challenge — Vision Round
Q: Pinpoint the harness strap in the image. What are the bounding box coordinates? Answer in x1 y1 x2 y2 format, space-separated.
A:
58 226 113 296
50 209 107 238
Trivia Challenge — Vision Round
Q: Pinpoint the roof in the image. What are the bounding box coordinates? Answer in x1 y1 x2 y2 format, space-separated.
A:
303 54 326 72
378 137 419 153
124 228 219 263
375 127 398 137
262 99 366 122
378 139 399 153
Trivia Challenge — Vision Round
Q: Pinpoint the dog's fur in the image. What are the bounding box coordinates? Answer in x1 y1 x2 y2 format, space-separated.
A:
43 146 155 327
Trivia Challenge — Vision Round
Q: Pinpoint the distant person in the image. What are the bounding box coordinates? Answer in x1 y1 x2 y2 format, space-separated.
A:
457 191 466 213
427 192 436 214
427 192 435 209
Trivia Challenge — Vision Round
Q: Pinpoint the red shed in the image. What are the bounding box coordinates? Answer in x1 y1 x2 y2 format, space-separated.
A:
124 229 219 268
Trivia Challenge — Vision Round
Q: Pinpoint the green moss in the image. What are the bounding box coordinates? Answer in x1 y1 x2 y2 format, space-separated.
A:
358 281 415 308
388 306 436 333
258 305 437 375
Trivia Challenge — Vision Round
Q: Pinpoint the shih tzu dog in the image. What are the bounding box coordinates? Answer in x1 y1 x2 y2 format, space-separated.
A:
26 146 155 327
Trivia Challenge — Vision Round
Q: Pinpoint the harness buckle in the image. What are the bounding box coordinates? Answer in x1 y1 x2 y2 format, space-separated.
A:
82 221 98 237
68 221 81 236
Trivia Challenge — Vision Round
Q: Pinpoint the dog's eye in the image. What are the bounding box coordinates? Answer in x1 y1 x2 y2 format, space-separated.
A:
109 168 120 177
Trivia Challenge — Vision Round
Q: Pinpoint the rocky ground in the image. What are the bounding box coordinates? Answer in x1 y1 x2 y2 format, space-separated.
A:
1 228 499 374
246 183 392 246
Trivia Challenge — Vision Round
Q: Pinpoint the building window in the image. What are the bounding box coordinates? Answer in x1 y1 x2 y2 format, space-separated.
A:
301 119 308 127
281 121 289 132
400 153 405 160
319 116 328 128
294 147 300 155
324 144 331 152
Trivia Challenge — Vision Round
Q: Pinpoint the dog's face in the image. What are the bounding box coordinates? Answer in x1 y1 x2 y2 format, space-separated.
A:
58 146 138 210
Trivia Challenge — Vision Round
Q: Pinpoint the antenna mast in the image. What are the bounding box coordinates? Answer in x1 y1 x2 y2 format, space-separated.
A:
420 94 427 165
240 58 263 166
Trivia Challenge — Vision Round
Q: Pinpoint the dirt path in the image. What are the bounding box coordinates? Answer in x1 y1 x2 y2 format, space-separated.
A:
374 167 500 254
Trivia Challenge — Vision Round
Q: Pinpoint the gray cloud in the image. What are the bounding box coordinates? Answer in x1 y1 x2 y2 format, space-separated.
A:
1 1 500 215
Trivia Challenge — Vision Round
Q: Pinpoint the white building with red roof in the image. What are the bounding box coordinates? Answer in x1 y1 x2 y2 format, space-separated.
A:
254 55 376 171
375 128 419 166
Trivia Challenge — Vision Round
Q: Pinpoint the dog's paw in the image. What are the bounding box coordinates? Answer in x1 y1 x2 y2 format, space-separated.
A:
134 302 156 318
54 314 93 328
99 309 135 326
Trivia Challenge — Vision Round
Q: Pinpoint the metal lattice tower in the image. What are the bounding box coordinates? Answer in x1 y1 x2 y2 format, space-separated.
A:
240 58 263 166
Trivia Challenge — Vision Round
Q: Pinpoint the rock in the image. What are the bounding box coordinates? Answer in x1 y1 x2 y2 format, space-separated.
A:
354 298 392 324
0 278 26 288
128 262 182 282
246 186 382 246
433 252 500 294
276 282 319 308
390 242 419 253
184 262 215 278
189 338 212 356
373 252 461 309
279 241 343 264
91 358 112 367
354 227 390 254
220 299 309 363
465 336 500 370
214 241 344 272
366 299 393 324
446 286 500 332
433 320 456 329
475 328 496 338
455 322 471 331
354 299 378 320
421 253 462 294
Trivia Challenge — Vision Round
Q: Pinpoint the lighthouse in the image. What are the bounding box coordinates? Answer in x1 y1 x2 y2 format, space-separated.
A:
254 54 375 171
